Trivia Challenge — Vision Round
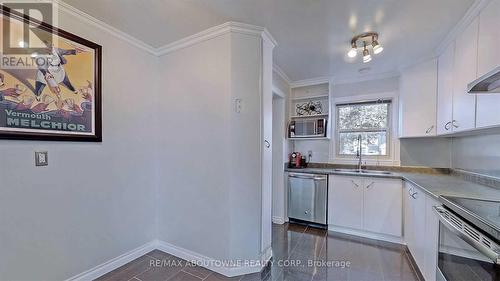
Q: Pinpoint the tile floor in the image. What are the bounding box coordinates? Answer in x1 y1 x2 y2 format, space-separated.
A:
95 223 420 281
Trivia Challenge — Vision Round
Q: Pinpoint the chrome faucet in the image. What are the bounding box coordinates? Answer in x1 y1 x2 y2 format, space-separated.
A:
357 134 363 171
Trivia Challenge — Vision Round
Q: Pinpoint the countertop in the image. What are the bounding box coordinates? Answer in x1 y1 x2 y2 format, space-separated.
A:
285 167 500 201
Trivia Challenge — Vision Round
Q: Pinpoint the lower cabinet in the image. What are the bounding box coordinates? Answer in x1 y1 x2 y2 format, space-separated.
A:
404 182 440 281
328 176 441 281
329 175 363 230
329 175 402 237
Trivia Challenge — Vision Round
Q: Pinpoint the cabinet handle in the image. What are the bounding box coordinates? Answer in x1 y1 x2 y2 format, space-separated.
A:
452 120 459 129
411 191 418 199
351 180 359 188
408 187 413 196
425 125 435 134
366 181 375 189
444 121 452 131
264 140 271 148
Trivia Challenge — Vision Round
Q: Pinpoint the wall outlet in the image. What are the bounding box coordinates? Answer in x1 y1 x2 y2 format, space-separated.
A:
35 151 48 167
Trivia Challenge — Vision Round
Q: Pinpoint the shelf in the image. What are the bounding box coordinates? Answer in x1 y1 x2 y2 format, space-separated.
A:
290 114 329 119
291 94 329 101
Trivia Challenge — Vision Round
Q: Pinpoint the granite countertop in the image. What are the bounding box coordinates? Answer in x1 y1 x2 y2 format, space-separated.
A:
285 167 500 201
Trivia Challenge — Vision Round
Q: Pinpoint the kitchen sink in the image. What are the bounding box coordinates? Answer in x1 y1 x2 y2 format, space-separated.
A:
333 169 392 175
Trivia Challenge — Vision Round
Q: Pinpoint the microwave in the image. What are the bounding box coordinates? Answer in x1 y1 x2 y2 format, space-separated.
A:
288 118 327 139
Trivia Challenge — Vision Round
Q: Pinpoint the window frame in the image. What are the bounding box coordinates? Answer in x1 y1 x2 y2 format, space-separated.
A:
335 99 392 158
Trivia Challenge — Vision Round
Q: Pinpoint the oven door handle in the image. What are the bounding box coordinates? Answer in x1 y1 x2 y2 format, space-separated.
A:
434 206 500 264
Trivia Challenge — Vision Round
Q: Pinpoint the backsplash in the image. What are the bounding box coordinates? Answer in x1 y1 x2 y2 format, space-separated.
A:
293 140 330 163
400 137 451 168
451 131 500 178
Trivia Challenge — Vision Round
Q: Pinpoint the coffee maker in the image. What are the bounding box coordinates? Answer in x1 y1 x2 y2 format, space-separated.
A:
289 152 307 168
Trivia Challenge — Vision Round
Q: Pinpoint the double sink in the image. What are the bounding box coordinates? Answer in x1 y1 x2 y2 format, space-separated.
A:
332 168 393 175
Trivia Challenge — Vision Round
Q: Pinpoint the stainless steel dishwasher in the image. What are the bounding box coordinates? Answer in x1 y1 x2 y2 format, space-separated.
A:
288 173 328 225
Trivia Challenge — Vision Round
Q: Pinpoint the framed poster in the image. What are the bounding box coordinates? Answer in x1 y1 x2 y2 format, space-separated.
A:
0 4 102 141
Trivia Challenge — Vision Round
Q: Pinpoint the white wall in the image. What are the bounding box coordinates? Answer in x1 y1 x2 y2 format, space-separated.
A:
271 71 289 224
157 33 232 261
157 31 270 268
332 76 400 98
0 9 158 281
272 96 286 223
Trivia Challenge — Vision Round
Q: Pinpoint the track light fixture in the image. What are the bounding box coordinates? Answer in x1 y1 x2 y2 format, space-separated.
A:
347 32 383 63
348 42 358 58
363 42 371 63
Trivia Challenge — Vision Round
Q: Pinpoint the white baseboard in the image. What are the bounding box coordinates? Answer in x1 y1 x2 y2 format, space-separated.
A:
328 225 404 245
272 216 285 225
66 239 270 280
261 246 273 265
156 240 263 277
65 241 157 281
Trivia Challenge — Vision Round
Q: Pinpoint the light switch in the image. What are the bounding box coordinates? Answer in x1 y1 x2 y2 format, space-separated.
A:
235 99 242 113
35 151 48 166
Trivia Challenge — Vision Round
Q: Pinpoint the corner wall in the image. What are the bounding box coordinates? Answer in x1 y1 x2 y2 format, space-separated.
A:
156 29 270 275
0 8 159 281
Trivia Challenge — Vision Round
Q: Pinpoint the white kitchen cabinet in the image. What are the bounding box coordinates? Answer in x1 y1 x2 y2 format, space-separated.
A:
476 0 500 128
405 182 441 281
477 0 500 78
403 183 414 254
363 178 402 236
452 17 479 132
404 182 426 271
424 196 440 281
329 175 363 230
399 59 438 137
437 42 455 135
329 175 402 237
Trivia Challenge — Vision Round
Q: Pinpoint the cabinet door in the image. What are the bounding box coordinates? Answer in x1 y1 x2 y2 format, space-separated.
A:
399 59 438 137
411 185 427 272
424 196 440 281
329 175 363 230
363 178 402 236
404 183 416 255
437 42 455 135
477 0 500 78
476 0 500 128
452 17 478 132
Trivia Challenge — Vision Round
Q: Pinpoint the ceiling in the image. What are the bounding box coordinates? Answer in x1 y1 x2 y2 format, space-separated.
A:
60 0 475 82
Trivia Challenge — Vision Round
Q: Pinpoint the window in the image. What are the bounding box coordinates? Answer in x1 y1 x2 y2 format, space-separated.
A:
336 100 391 157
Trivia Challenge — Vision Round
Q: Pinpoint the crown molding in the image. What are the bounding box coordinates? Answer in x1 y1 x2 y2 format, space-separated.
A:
53 0 159 55
290 76 331 88
53 1 277 57
273 64 291 85
435 0 492 56
156 22 277 56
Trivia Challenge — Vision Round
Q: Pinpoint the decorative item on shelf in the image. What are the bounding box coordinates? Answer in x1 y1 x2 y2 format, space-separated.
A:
347 32 384 63
295 100 323 116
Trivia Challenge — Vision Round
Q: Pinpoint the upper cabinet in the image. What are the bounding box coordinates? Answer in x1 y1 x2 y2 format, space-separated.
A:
399 59 438 138
477 0 500 78
476 0 500 128
437 42 455 135
451 17 478 133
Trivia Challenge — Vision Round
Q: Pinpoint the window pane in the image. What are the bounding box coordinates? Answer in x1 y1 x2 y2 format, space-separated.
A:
338 132 387 156
338 103 389 130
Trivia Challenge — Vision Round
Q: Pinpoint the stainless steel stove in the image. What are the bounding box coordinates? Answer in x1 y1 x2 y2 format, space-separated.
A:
435 196 500 281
